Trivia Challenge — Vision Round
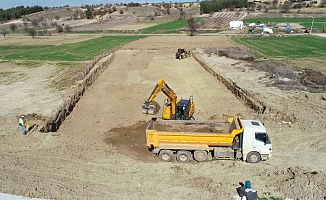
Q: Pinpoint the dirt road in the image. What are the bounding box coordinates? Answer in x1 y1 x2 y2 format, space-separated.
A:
0 36 325 200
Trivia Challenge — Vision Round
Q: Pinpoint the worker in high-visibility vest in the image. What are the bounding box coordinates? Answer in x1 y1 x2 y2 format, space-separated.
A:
18 115 26 135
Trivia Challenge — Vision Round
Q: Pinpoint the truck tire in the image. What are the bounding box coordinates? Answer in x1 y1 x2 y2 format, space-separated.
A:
194 150 208 162
246 152 261 163
176 150 191 162
159 150 173 162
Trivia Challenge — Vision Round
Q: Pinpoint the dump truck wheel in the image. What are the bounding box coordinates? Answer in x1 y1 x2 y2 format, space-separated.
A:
176 151 190 162
246 152 261 163
194 150 207 162
159 150 173 162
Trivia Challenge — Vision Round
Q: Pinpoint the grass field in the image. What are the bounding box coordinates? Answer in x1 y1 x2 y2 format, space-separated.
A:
0 36 145 61
233 36 326 73
243 18 326 29
140 20 188 33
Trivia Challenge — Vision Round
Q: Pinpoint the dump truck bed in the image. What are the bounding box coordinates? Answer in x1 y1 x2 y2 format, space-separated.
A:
146 117 244 150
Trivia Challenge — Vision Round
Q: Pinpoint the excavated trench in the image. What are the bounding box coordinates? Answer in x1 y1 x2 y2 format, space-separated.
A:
39 52 115 132
192 53 266 114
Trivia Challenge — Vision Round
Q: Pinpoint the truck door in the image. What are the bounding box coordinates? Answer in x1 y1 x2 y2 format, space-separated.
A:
253 132 271 156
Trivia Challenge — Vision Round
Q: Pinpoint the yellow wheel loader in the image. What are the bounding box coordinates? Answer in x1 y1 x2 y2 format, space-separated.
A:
175 48 191 60
142 79 195 120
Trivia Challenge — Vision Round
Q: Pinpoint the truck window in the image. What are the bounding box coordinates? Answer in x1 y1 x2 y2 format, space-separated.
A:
255 132 271 144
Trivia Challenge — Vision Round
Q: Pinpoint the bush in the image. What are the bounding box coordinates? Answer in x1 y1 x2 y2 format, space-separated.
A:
56 25 63 33
120 10 124 14
54 15 60 20
64 25 72 32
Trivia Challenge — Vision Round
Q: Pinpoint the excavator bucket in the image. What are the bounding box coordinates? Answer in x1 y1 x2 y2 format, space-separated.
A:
142 101 160 115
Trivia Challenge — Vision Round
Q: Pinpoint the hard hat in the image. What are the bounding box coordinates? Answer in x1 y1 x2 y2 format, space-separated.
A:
21 115 24 118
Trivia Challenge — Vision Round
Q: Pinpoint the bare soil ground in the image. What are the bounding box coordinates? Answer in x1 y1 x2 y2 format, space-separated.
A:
0 36 325 200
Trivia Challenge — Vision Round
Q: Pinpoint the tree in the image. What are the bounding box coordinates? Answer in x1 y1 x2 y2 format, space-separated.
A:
179 10 185 20
10 23 17 32
54 15 60 20
73 12 78 20
1 28 8 38
32 19 39 27
50 21 57 27
187 17 199 36
281 2 291 13
79 10 86 19
26 28 36 38
64 25 72 32
86 7 92 19
56 25 63 33
166 5 171 14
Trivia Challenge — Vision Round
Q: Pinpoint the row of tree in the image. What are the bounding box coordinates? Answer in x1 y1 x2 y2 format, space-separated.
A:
200 0 248 13
0 5 43 22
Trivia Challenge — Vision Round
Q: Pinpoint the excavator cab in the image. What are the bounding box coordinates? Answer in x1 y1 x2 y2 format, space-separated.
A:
142 79 195 120
176 96 195 120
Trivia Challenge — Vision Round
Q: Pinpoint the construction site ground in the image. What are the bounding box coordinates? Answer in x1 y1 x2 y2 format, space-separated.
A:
0 36 325 200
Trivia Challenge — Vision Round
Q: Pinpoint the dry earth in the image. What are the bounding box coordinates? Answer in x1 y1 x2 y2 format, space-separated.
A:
0 36 325 200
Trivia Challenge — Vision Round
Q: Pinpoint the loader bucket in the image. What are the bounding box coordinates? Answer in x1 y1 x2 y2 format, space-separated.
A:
142 101 160 115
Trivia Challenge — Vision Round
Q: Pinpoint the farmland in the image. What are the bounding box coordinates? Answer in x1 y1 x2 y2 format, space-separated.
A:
0 36 145 61
233 36 326 58
243 17 326 29
233 36 326 73
140 20 188 33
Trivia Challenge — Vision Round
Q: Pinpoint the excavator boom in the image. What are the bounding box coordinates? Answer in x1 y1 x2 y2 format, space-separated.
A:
142 79 177 115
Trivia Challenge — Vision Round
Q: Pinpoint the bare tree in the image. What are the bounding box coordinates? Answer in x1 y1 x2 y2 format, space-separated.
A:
73 12 78 20
50 21 58 27
64 25 73 32
10 23 18 32
32 19 39 27
166 6 170 15
54 15 60 20
79 10 86 19
187 17 199 36
26 28 36 38
179 10 185 20
23 20 28 29
281 2 291 13
41 22 48 28
249 3 256 11
1 28 8 38
320 0 326 7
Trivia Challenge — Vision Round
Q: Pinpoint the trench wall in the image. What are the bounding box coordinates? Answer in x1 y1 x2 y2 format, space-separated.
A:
40 51 115 132
192 53 266 113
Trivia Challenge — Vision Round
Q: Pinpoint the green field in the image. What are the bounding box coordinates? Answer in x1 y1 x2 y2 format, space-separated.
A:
233 36 326 74
0 36 145 61
140 19 201 34
140 20 188 34
243 18 326 29
233 36 326 58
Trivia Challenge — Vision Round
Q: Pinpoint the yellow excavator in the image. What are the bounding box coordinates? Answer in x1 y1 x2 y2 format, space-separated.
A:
175 48 191 60
142 79 195 120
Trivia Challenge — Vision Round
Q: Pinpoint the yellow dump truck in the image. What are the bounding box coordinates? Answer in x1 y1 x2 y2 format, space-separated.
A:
146 117 272 163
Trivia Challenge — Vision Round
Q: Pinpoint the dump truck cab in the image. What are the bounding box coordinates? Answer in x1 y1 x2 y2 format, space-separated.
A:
241 120 272 162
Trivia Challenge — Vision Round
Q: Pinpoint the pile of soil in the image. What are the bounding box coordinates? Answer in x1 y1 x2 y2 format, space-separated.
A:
104 121 156 162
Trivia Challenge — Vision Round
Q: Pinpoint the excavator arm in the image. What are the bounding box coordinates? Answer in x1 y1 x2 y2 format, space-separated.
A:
142 79 177 116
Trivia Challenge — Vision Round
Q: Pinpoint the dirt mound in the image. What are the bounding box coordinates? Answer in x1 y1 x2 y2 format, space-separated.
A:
104 121 156 162
269 167 326 200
